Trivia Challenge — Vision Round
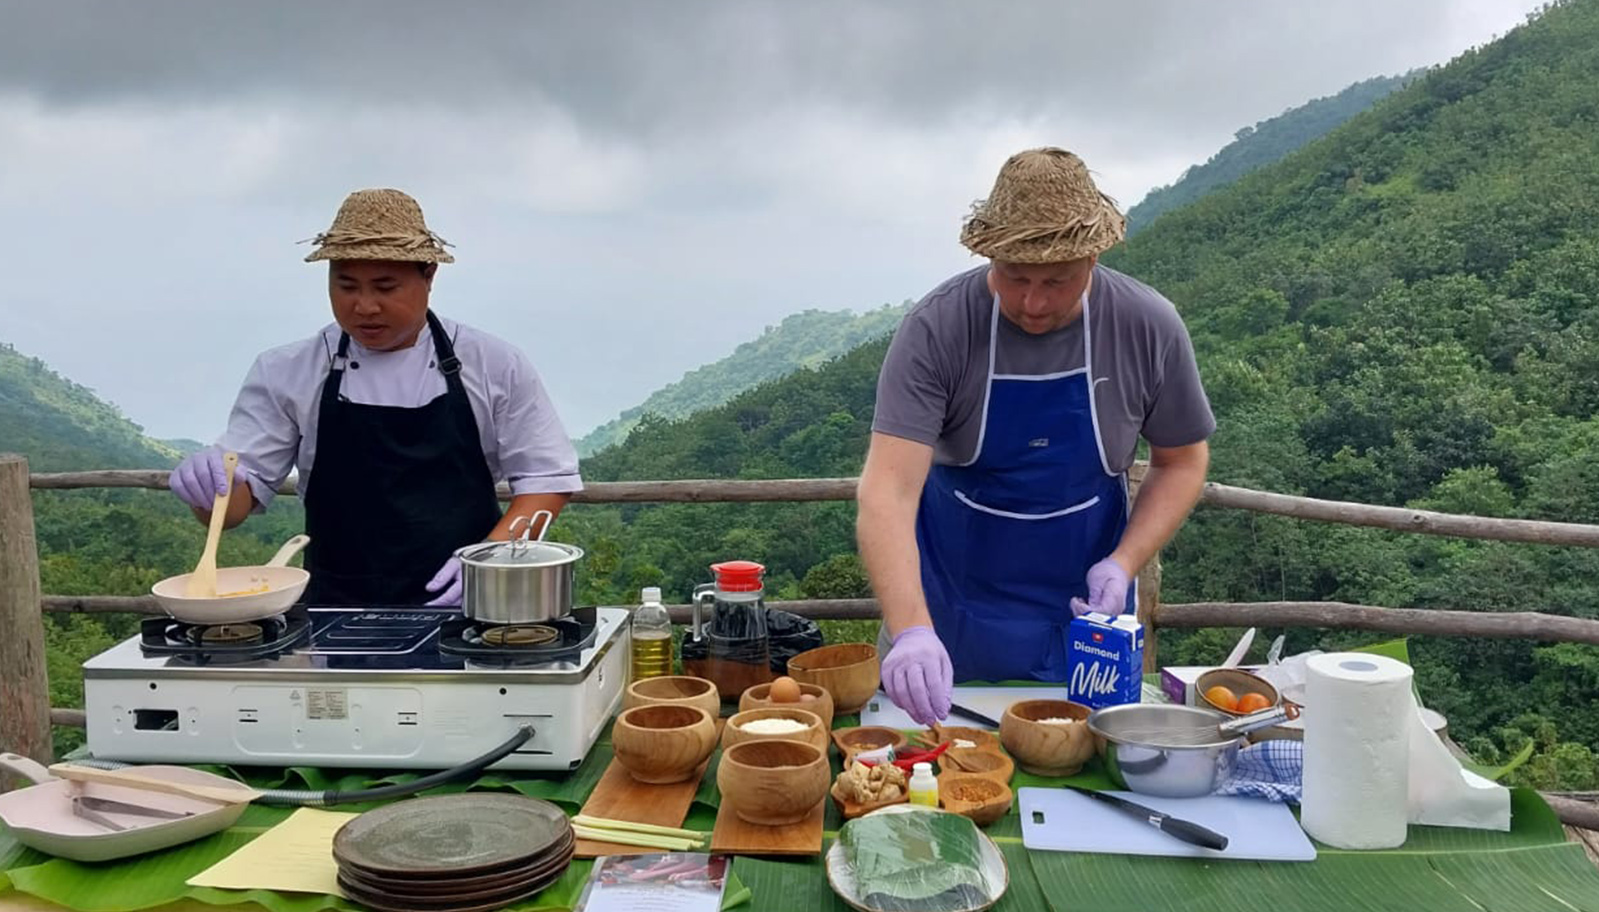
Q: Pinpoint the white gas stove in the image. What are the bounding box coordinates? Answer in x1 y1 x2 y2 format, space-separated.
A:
81 605 630 771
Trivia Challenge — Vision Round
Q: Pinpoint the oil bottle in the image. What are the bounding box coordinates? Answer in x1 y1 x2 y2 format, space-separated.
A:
630 586 674 680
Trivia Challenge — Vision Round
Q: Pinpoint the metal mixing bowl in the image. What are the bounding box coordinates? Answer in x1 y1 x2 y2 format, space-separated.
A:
1086 703 1243 798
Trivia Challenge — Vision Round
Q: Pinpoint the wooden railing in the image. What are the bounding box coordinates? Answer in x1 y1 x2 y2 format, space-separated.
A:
7 453 1599 830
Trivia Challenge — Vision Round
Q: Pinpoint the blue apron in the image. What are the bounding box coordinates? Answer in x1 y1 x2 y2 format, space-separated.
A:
916 294 1133 683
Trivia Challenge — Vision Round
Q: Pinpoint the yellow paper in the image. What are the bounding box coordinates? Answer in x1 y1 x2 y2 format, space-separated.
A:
187 807 358 897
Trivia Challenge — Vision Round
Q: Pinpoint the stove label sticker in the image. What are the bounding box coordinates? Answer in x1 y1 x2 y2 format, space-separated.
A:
305 689 348 720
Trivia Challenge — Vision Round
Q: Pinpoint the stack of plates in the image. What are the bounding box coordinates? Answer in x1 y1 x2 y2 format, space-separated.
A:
332 794 574 912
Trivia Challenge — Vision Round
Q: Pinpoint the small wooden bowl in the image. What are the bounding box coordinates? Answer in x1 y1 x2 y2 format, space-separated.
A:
623 675 721 719
612 704 717 784
786 643 880 714
1195 668 1280 717
722 707 829 753
939 774 1013 827
716 740 830 826
918 725 1001 753
829 778 910 820
938 747 1014 785
740 682 835 731
831 726 908 765
999 700 1099 777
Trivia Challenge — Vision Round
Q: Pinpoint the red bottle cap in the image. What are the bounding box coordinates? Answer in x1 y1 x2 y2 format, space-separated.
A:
711 560 766 592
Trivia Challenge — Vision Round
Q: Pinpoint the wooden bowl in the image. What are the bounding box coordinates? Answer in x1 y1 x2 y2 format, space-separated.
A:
999 699 1099 777
786 643 880 714
623 676 721 718
918 725 1001 753
740 682 834 730
939 774 1013 827
830 726 908 765
1195 668 1280 717
716 740 830 826
938 747 1015 785
611 704 717 784
722 707 829 753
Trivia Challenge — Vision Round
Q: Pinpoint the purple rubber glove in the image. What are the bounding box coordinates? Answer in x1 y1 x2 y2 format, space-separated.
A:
424 556 463 607
169 445 241 511
881 626 953 726
1070 557 1131 617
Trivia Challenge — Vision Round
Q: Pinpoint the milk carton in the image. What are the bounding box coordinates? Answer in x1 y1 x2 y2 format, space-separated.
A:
1066 612 1144 708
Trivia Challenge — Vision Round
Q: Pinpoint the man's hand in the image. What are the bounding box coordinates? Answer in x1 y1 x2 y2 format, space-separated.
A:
169 446 236 510
424 556 463 606
1070 557 1131 617
881 626 953 726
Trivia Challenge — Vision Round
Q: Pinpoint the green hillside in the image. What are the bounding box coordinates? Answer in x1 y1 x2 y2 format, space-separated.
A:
575 304 909 455
560 0 1599 789
1126 72 1417 234
0 343 182 471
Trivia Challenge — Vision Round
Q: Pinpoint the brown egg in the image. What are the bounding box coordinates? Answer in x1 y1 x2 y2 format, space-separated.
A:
769 675 802 703
799 693 818 703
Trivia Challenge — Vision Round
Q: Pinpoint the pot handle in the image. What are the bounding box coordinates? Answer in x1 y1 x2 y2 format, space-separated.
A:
266 535 311 568
505 510 555 557
1218 703 1300 738
0 752 57 785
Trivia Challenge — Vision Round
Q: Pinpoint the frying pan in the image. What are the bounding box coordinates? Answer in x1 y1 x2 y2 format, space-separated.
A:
151 534 311 625
0 753 250 862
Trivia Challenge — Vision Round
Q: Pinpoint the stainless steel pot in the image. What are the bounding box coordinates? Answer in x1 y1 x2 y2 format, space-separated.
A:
455 511 584 624
1086 703 1292 798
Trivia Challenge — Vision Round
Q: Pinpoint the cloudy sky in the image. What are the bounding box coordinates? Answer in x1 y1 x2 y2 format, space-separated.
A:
0 0 1545 445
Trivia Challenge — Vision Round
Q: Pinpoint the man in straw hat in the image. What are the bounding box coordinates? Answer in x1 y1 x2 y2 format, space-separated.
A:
168 188 581 606
859 148 1214 724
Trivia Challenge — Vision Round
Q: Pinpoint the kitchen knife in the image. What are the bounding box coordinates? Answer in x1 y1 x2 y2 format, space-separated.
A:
946 702 1001 728
1222 628 1256 668
1065 786 1230 852
76 795 194 819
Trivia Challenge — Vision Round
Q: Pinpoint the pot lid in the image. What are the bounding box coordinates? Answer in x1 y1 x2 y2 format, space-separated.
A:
457 539 583 567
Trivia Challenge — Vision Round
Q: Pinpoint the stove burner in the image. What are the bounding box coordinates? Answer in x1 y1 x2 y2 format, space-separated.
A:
194 622 264 645
141 610 309 664
482 624 559 647
438 606 600 666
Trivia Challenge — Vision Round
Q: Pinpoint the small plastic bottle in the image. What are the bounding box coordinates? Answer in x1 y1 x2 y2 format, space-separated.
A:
908 761 939 807
629 586 674 680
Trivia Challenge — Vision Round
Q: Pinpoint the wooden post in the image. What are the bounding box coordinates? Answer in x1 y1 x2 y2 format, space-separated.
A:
0 454 52 781
1126 463 1161 672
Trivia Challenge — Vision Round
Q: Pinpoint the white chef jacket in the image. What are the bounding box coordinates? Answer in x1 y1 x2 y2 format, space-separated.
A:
217 316 582 510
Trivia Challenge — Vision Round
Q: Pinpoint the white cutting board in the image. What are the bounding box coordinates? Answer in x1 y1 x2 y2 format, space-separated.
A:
1018 787 1317 862
858 686 1064 729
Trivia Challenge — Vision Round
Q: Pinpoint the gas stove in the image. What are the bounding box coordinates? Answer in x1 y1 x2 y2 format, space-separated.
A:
81 605 631 771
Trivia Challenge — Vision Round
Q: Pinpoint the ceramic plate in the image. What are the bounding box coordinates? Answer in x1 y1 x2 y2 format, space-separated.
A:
338 842 573 898
332 794 571 877
825 805 1008 912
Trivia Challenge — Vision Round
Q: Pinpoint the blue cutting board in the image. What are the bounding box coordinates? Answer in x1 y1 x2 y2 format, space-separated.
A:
1018 787 1318 862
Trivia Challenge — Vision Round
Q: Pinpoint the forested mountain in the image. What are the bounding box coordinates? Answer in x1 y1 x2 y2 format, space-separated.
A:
575 304 909 455
560 0 1599 788
0 343 181 471
1126 72 1417 234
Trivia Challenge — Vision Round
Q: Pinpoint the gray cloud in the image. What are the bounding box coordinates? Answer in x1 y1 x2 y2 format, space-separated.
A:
0 0 1546 442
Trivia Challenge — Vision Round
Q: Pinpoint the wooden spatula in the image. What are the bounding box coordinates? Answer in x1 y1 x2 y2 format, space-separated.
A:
185 451 239 598
48 763 261 805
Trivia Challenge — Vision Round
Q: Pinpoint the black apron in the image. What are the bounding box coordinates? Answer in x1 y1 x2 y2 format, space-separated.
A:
300 311 503 605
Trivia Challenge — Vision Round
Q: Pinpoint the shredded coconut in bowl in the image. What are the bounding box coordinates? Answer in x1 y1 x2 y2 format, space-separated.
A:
1038 717 1078 725
953 738 977 748
738 718 809 735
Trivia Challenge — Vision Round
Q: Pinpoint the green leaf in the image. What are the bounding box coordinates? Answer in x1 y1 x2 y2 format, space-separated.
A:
1461 737 1537 782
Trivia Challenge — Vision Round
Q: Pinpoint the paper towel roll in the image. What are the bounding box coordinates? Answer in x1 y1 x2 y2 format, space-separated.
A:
1300 653 1414 849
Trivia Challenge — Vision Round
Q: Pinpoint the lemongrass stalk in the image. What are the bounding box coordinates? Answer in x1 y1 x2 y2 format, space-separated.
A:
571 824 702 851
572 815 707 841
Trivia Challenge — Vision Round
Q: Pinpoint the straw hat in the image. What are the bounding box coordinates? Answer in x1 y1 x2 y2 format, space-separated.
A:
302 188 455 263
959 148 1126 264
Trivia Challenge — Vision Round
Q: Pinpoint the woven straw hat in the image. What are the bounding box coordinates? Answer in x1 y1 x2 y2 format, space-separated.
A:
303 188 455 263
960 148 1126 264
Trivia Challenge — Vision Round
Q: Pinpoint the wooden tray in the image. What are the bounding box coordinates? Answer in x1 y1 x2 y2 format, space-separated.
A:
709 796 826 856
572 755 710 858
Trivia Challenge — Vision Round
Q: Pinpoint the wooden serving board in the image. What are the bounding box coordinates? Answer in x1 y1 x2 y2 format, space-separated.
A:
572 756 711 859
709 797 826 856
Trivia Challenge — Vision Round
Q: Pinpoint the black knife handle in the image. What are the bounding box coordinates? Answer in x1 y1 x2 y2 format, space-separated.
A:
1157 816 1230 851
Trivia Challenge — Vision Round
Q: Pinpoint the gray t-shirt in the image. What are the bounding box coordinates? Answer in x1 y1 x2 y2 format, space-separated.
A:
872 264 1215 472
